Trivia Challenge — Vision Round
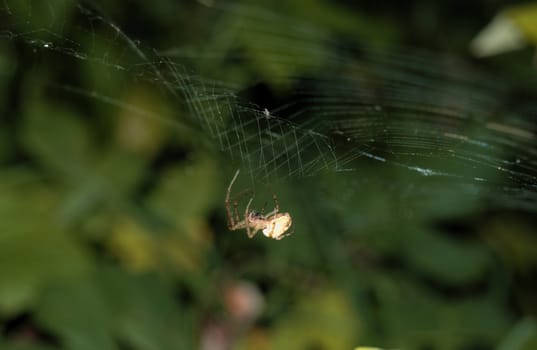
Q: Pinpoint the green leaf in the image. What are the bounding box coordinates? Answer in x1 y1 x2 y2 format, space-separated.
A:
0 337 59 350
498 318 537 350
21 100 92 181
148 155 217 228
36 277 117 350
35 265 193 350
268 288 359 350
507 3 537 44
376 278 511 349
0 169 89 315
99 266 193 350
402 230 491 285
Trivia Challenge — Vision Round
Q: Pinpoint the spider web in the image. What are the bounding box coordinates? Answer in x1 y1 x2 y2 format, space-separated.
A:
1 0 537 213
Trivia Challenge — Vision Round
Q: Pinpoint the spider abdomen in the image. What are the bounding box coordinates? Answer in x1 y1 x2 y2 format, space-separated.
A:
262 213 292 240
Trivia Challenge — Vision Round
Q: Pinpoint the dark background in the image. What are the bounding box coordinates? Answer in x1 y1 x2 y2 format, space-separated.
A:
1 1 537 349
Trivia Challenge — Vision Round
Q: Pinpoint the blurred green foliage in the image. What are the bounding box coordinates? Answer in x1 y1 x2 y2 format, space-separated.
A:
1 1 537 350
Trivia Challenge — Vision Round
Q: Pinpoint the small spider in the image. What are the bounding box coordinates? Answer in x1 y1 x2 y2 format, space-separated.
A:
225 169 293 240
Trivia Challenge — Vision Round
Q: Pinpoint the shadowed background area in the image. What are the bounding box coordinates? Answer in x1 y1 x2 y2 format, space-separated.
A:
1 1 537 349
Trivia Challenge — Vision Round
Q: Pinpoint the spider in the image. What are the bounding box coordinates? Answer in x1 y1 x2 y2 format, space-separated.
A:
225 169 293 240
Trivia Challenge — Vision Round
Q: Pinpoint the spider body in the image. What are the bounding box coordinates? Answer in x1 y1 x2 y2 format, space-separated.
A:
225 169 292 240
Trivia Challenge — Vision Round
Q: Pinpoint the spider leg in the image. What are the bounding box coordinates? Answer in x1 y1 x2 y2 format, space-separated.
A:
232 188 254 201
264 193 281 217
272 193 280 212
225 169 241 229
225 196 234 229
245 197 255 238
281 228 294 239
231 189 254 224
234 198 240 225
249 228 259 238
